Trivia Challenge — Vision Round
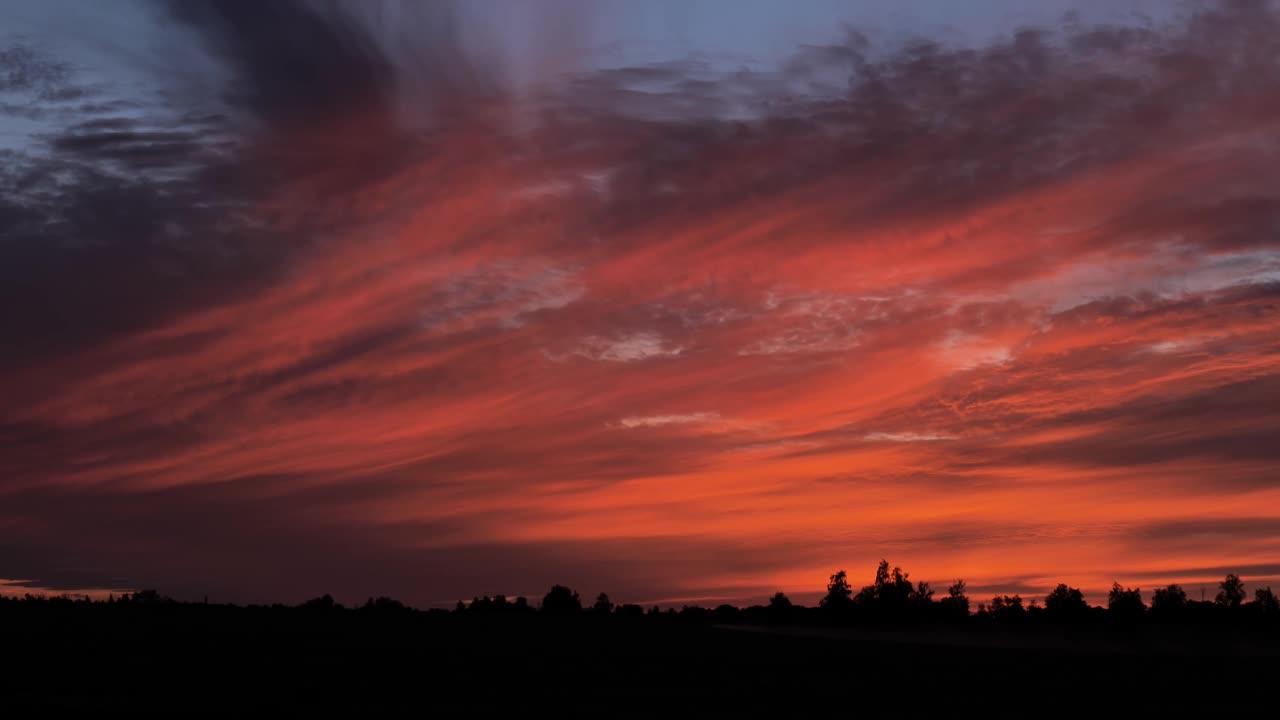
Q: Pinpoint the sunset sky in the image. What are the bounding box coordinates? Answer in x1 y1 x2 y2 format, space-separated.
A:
2 0 1278 607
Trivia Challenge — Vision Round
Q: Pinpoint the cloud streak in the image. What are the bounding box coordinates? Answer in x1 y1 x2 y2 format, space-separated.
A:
2 0 1279 606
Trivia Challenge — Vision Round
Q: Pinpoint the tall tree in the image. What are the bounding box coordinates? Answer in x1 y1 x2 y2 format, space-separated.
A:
939 579 969 617
821 570 853 609
1215 574 1246 608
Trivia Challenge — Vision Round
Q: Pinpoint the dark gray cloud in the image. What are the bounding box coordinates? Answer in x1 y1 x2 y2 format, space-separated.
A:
0 44 69 97
0 0 473 374
164 0 395 122
1131 517 1280 548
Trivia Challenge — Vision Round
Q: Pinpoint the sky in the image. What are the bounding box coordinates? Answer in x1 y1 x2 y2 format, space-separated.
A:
1 0 1278 608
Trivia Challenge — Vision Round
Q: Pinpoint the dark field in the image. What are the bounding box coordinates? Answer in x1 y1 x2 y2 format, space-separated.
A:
4 606 1276 713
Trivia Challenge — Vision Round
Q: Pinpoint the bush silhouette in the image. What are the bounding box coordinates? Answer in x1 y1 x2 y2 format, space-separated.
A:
300 594 340 611
541 585 582 614
125 589 170 605
767 591 793 623
361 596 408 614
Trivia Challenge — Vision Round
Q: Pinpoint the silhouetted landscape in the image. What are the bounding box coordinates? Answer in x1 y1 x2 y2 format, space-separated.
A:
4 561 1277 712
6 0 1280 713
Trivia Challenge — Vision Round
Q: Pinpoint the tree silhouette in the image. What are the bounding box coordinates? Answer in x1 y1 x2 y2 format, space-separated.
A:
299 594 339 612
1107 583 1144 618
1150 584 1187 613
457 594 529 614
541 585 582 614
1044 584 1088 617
912 581 934 606
713 604 740 623
615 603 644 618
939 579 969 618
767 591 793 624
1253 586 1278 614
361 596 408 613
592 592 613 614
821 570 853 610
988 595 1025 619
854 560 917 613
127 589 169 605
1215 574 1245 607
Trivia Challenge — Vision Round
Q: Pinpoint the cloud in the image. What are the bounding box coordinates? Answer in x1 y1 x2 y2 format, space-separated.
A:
0 44 70 100
862 432 957 443
619 413 720 429
2 1 1280 606
574 332 685 362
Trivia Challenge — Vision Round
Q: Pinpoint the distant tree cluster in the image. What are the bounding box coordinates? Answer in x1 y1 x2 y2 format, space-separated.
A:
454 594 533 614
3 564 1277 631
961 572 1279 625
815 561 954 622
797 562 1280 627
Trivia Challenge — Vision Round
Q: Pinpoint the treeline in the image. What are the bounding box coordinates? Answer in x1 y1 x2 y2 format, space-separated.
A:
802 561 1279 626
3 560 1277 628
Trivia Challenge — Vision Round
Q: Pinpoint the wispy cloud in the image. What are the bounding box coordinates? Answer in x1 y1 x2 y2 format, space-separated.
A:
619 413 720 429
863 432 957 443
575 332 685 362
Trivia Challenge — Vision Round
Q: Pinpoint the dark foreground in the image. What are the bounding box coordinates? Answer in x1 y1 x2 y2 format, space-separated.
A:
4 609 1277 713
